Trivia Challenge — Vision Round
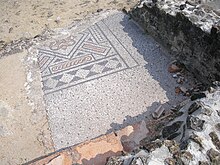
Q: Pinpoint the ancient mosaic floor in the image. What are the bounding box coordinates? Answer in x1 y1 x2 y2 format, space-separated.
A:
38 21 138 95
36 12 187 149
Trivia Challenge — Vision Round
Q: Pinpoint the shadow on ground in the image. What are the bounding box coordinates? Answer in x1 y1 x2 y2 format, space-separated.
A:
106 14 190 133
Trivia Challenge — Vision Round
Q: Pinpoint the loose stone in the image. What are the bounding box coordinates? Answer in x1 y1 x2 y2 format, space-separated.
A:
168 143 180 154
105 156 124 165
189 134 203 148
143 139 163 152
186 116 205 131
198 161 209 165
152 105 165 119
180 151 193 164
97 9 103 12
180 4 186 11
209 132 220 151
164 158 176 165
188 102 201 115
168 64 182 73
175 87 181 94
172 74 178 78
215 123 220 132
208 86 216 93
180 86 188 94
207 148 220 164
177 77 184 84
201 107 212 116
162 121 183 138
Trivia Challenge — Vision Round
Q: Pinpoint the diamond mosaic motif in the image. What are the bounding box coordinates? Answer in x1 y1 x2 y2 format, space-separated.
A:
105 59 120 69
59 73 74 83
75 69 90 79
90 64 105 73
37 20 138 94
45 78 58 89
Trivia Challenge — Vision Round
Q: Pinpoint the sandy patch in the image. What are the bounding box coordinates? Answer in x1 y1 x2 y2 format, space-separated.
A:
0 0 138 43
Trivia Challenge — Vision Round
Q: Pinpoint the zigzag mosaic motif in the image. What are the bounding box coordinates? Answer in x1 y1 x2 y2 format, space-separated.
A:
37 21 138 94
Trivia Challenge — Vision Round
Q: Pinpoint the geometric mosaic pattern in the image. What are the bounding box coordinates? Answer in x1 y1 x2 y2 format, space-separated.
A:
37 21 138 94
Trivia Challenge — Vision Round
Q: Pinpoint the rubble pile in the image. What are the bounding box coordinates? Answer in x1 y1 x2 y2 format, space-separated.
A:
106 83 220 165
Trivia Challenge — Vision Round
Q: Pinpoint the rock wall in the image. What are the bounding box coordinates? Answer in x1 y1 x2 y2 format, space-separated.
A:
130 0 220 85
106 84 220 165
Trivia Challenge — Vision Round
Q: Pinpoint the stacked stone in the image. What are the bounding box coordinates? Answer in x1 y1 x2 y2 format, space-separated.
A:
106 84 220 165
130 0 220 85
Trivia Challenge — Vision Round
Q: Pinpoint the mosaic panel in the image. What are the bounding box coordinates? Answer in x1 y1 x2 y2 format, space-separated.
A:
37 21 138 94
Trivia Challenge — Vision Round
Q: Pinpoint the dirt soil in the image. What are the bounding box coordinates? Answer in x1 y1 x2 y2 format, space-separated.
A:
0 0 138 43
0 1 138 165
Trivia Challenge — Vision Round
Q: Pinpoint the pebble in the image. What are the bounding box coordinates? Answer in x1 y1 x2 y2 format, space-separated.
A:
207 148 220 163
180 4 186 10
189 134 203 148
201 107 212 116
164 158 176 165
97 9 103 12
8 27 13 33
152 105 165 119
172 74 178 78
168 64 182 73
193 88 200 92
209 131 220 150
180 86 188 94
55 17 61 24
177 77 184 84
208 87 216 93
175 87 181 94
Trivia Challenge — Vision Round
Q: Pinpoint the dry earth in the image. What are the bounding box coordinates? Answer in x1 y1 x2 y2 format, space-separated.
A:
0 0 138 165
0 0 138 43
